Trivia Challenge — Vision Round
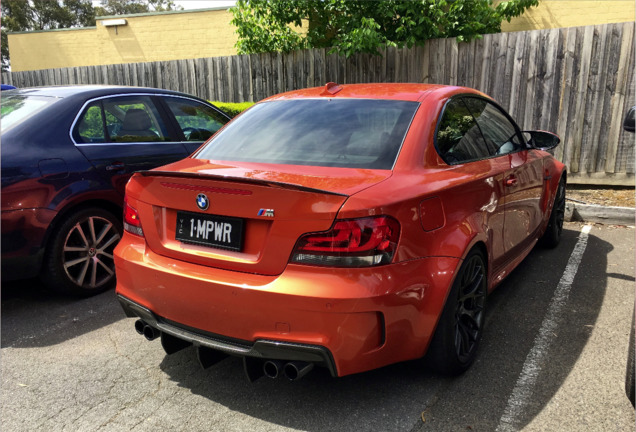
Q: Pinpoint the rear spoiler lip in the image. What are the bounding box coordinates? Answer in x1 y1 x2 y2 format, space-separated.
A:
137 170 349 197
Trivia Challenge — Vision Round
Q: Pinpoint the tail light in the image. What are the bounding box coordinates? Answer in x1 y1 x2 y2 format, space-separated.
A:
291 216 400 267
123 197 144 237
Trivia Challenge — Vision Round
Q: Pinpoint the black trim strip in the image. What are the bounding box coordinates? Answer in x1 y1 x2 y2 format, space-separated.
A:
138 169 349 197
117 294 338 376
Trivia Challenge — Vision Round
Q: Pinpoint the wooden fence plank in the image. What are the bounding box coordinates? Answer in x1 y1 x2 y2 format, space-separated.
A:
581 25 610 173
606 21 634 173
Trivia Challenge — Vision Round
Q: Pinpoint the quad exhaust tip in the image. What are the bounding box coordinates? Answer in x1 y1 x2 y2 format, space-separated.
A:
133 320 316 381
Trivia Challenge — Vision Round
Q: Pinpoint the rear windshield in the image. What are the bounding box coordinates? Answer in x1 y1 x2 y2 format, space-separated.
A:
1 95 59 133
195 99 419 169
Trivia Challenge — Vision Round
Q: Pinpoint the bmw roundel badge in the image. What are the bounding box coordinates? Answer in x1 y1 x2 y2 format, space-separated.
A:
196 193 209 211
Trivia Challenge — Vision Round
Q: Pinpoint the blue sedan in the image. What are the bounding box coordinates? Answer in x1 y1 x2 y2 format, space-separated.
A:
1 85 230 295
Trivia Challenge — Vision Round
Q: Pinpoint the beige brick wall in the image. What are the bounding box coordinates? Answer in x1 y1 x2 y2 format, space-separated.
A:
501 0 635 32
8 27 101 72
8 8 238 72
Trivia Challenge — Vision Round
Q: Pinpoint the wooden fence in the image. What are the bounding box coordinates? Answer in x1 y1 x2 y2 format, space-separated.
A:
3 22 634 185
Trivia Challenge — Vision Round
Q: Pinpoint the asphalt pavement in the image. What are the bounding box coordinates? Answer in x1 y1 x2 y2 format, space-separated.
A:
1 222 634 431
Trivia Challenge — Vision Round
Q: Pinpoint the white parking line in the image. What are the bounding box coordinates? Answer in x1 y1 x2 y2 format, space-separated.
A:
496 225 592 432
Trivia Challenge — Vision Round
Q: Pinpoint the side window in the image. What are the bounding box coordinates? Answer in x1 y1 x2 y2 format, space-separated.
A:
164 97 228 141
463 97 523 156
436 98 489 164
76 103 105 143
102 96 172 143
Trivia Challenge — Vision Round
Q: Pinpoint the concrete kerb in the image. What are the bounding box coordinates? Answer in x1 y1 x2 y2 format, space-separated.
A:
565 202 636 226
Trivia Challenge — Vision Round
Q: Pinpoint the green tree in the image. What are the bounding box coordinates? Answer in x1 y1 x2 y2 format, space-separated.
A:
1 0 180 71
94 0 180 17
231 0 539 57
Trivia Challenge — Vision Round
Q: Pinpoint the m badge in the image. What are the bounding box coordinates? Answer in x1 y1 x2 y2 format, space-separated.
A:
258 209 275 217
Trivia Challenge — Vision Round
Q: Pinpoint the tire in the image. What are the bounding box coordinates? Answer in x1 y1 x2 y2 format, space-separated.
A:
41 207 122 296
626 310 635 407
426 249 487 375
541 177 566 248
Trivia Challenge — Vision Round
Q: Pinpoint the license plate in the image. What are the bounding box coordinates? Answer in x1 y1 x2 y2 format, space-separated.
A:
175 211 243 251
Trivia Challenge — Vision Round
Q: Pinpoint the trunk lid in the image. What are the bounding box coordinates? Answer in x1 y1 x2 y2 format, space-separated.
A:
126 159 392 276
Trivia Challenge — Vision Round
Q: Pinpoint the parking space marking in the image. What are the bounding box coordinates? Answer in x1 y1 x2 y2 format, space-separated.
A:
496 225 592 432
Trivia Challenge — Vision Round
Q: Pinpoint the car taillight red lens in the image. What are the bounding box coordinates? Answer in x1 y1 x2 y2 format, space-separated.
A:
291 216 400 267
123 198 144 237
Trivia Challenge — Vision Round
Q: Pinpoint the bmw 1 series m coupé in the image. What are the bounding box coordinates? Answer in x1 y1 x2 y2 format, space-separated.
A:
115 83 566 381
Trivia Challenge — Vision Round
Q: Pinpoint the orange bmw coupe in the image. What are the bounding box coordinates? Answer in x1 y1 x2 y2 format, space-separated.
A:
115 83 566 381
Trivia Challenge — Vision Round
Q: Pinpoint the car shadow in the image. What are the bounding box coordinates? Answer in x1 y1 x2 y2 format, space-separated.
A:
157 348 448 431
414 225 624 430
150 225 614 431
1 279 125 348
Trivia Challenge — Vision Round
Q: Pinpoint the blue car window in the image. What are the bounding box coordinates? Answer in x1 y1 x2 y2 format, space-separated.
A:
164 97 226 142
1 95 59 133
103 96 171 143
77 103 105 143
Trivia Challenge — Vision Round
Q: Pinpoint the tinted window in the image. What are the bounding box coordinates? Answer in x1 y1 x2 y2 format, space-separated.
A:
164 97 227 142
196 99 419 169
1 95 59 132
436 98 489 164
74 96 173 144
77 103 105 143
103 96 170 143
463 97 522 156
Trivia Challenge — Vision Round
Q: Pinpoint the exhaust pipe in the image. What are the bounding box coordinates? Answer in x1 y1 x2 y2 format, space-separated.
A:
134 319 160 341
283 361 314 381
134 319 146 335
143 325 160 341
263 360 284 379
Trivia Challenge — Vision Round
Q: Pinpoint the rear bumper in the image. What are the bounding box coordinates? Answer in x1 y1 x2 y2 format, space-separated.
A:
114 235 459 377
118 294 338 375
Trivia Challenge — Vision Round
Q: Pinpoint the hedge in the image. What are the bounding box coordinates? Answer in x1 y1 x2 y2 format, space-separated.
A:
211 101 255 118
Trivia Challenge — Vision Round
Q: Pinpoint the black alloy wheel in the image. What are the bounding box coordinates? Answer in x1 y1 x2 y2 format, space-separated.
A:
427 249 487 375
454 253 487 364
42 208 122 296
541 177 566 248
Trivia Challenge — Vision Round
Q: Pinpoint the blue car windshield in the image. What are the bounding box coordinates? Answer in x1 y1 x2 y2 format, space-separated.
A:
1 95 60 133
195 99 419 169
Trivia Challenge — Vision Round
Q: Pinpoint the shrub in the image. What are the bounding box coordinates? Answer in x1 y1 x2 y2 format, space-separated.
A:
211 101 255 117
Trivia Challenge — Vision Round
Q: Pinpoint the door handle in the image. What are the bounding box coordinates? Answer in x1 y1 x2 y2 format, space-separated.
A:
505 176 518 187
106 162 125 171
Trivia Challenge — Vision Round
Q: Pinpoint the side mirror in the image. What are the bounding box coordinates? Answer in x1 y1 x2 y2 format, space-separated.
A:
522 130 560 150
623 106 635 133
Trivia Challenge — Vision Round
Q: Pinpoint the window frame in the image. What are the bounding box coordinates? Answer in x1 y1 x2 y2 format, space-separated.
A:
157 96 230 143
70 93 230 146
434 94 527 166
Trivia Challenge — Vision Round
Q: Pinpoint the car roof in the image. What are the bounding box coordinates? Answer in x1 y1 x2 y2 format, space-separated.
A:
3 85 205 101
262 83 488 102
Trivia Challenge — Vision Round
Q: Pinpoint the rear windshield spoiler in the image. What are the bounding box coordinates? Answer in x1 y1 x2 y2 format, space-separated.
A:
138 170 349 197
